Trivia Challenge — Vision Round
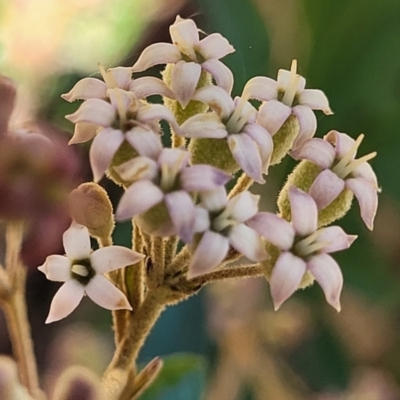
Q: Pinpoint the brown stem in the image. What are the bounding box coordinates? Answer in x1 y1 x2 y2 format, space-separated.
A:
3 221 44 399
228 173 254 199
102 289 167 399
149 237 165 287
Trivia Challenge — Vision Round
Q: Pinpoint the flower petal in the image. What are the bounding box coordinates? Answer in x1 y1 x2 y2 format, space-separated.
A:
277 69 306 92
228 133 264 183
193 206 210 233
136 103 180 133
63 224 91 260
125 128 162 159
69 122 98 145
317 226 357 253
107 67 132 90
114 156 158 182
158 148 190 170
226 191 260 222
201 59 234 94
132 43 182 72
229 223 267 261
164 191 196 243
171 61 202 108
38 255 71 282
309 169 346 210
91 246 144 273
291 105 317 150
85 275 132 310
46 280 85 323
89 128 124 182
200 186 227 211
193 85 235 119
298 89 332 115
242 76 278 101
270 252 307 311
247 213 295 251
346 178 378 230
198 33 234 59
169 16 199 59
116 181 164 221
62 78 107 102
352 161 378 189
129 76 175 99
243 123 273 173
66 99 115 127
288 187 318 236
307 254 343 311
180 165 230 192
180 113 227 139
324 130 355 159
290 138 335 169
188 231 229 278
257 100 291 136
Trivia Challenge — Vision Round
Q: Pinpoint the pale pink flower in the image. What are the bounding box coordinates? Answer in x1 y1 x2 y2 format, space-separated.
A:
38 224 143 323
132 16 235 108
188 187 267 278
115 149 230 242
291 131 379 230
248 187 357 311
66 88 179 181
179 85 273 182
62 65 174 103
243 59 332 150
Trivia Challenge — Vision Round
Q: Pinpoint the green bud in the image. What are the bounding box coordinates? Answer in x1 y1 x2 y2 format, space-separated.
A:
69 183 114 239
107 140 139 186
277 160 354 226
188 137 239 172
271 114 300 165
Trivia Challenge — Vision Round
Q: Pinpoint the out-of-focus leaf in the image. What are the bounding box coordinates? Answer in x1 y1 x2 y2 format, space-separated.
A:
140 353 207 400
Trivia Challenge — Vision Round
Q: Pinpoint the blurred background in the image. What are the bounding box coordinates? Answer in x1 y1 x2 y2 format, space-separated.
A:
1 0 400 399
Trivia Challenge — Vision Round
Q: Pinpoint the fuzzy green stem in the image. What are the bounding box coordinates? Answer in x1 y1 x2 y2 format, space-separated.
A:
163 236 179 270
167 246 191 275
149 236 165 287
228 174 254 199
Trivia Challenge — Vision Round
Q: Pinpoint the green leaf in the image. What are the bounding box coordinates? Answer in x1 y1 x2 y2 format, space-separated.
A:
140 353 207 400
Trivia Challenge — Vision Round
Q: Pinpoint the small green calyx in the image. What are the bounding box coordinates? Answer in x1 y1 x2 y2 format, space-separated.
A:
189 137 239 173
271 114 300 165
135 201 172 236
107 141 139 186
71 259 95 285
277 160 354 226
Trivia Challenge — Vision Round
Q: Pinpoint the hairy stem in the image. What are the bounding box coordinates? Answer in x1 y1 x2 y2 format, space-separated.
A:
228 173 253 199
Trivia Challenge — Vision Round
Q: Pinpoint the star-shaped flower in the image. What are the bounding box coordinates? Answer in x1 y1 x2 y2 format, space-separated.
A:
248 187 357 311
115 148 230 242
132 16 235 108
291 130 379 229
188 187 267 278
38 223 144 323
65 88 179 182
179 85 273 182
243 59 332 151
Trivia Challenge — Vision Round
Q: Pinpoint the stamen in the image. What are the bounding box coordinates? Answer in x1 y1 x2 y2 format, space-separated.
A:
332 134 364 176
281 59 299 107
339 151 377 179
71 264 89 277
98 63 116 89
293 229 325 257
226 97 250 133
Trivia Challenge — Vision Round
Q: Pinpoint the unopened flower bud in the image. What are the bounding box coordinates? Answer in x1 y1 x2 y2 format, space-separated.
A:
277 160 353 226
69 183 114 239
270 114 300 165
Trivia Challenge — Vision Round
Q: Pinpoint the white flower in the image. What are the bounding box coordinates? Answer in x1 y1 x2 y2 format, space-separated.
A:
38 223 144 323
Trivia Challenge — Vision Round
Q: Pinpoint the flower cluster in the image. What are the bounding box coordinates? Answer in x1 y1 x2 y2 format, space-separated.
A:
39 15 379 322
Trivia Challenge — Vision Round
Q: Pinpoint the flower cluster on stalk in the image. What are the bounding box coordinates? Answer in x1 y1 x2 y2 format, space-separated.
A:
39 15 379 322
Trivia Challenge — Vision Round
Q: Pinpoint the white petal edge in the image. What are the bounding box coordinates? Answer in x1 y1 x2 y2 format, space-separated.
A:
38 255 71 282
257 100 291 136
229 224 267 261
317 226 357 254
288 187 318 236
201 59 234 94
62 78 107 102
91 246 144 273
132 43 181 72
298 89 333 115
63 224 91 260
198 33 235 60
45 280 84 323
85 275 132 310
171 61 201 108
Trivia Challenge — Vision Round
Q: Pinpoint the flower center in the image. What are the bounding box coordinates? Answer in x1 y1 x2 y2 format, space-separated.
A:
225 97 252 134
331 134 377 179
293 230 330 258
281 59 301 107
71 259 95 285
